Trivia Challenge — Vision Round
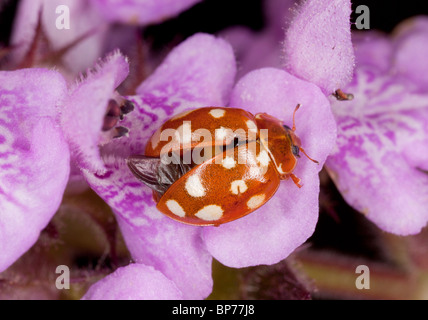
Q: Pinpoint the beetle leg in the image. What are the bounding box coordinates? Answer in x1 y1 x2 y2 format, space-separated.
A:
289 173 303 188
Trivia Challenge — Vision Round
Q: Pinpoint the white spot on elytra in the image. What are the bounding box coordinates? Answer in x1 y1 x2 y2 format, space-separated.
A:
222 156 236 169
246 120 257 132
175 122 192 144
257 150 270 167
215 126 228 141
247 194 266 209
195 205 223 221
209 109 225 118
185 175 206 197
231 180 248 195
166 200 186 217
277 163 286 174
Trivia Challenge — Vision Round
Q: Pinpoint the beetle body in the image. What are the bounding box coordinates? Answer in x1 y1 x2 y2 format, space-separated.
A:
128 106 314 226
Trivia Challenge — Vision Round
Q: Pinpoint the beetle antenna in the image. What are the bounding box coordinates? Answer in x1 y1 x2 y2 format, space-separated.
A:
292 104 301 132
299 147 319 164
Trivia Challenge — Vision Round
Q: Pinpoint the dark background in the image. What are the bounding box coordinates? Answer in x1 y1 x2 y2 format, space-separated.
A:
2 0 428 47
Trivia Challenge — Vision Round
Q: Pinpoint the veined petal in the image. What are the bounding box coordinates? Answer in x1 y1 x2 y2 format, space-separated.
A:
283 0 355 94
81 33 236 298
60 51 129 174
82 95 214 299
203 68 336 267
91 0 201 25
83 161 213 300
327 68 428 235
101 33 236 159
332 68 428 117
327 114 428 235
0 69 70 272
82 264 183 300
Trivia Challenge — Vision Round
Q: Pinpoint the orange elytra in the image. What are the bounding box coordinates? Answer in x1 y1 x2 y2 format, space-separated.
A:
127 105 317 226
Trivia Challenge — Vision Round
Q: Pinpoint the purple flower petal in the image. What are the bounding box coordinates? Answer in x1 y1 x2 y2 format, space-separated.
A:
203 68 336 267
283 0 355 94
265 0 296 34
220 0 294 79
60 51 129 174
83 149 213 300
327 68 428 235
103 33 236 167
393 16 428 40
82 33 236 299
11 0 106 74
82 264 183 300
352 31 393 74
221 27 282 80
393 17 428 91
137 33 236 110
0 69 70 272
90 0 201 25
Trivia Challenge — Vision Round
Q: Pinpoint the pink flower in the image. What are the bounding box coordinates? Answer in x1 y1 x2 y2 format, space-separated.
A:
10 0 201 75
326 18 428 235
81 32 336 299
1 0 356 299
0 69 70 271
82 264 183 300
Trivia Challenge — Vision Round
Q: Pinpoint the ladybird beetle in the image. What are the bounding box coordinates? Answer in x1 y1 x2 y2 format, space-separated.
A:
127 105 317 226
